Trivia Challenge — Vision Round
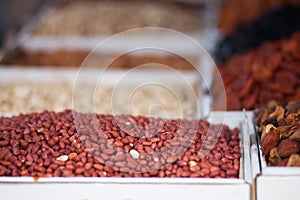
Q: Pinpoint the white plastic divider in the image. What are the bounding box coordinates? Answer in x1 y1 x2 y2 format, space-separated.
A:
1 182 249 200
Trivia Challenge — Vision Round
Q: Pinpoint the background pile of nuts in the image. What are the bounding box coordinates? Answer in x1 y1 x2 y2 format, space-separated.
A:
1 49 196 70
0 110 241 178
0 81 197 117
212 32 300 110
34 1 203 36
256 100 300 166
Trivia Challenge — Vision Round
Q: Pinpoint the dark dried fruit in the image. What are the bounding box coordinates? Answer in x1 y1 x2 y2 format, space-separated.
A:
285 113 300 125
277 125 294 139
268 148 281 166
277 139 300 158
289 128 300 142
277 158 289 167
261 130 279 155
286 100 300 115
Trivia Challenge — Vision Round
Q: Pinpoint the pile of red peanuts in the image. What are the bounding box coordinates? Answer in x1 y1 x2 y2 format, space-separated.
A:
0 110 241 178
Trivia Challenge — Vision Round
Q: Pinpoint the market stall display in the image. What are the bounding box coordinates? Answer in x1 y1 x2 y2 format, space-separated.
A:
3 1 300 199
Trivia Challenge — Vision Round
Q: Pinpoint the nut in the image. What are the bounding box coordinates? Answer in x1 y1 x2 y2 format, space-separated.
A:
129 149 140 160
166 156 177 163
56 155 69 162
189 161 197 167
